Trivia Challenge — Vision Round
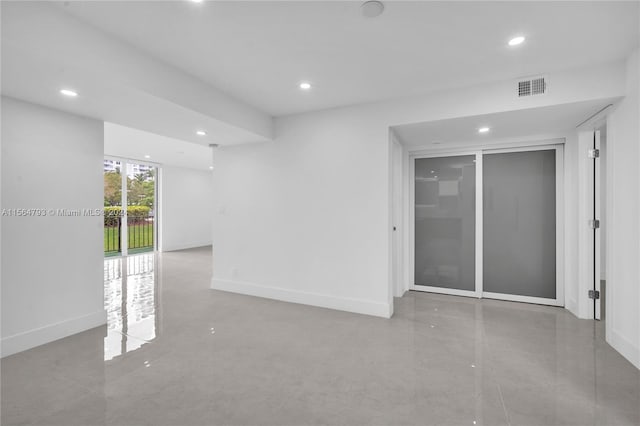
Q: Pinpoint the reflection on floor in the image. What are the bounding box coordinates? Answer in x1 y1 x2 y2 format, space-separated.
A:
2 246 640 425
104 254 158 361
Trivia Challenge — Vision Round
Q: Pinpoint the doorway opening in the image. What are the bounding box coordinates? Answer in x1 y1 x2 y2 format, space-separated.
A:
409 145 563 305
389 99 620 313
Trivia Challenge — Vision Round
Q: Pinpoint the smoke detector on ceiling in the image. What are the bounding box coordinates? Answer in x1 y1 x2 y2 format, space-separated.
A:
517 75 547 98
361 1 384 18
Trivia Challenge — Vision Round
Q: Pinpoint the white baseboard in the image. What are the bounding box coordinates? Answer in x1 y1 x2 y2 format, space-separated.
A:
211 278 392 318
161 242 212 252
608 328 640 369
565 298 578 317
1 310 107 358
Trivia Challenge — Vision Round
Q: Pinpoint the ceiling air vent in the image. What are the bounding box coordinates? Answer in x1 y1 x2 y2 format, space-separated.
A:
517 76 547 97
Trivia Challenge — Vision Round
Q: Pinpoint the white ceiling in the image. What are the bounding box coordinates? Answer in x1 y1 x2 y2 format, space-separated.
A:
105 123 214 171
1 1 273 147
393 98 619 147
2 0 638 170
59 1 639 116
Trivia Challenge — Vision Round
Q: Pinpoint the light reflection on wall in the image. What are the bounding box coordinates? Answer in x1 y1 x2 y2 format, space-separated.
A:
103 253 157 361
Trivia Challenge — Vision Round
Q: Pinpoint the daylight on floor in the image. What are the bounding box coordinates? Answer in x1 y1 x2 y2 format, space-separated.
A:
1 1 640 425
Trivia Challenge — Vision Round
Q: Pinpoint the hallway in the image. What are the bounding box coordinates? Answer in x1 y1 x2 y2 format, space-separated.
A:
2 247 639 425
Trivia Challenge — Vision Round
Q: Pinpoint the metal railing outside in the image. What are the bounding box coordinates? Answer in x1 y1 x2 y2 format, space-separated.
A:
104 216 154 255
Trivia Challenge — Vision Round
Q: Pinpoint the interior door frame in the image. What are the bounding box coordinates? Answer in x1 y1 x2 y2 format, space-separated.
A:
408 144 564 307
594 130 602 319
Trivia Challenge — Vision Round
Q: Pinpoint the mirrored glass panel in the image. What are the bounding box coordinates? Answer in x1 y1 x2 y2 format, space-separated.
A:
483 150 556 299
414 156 476 291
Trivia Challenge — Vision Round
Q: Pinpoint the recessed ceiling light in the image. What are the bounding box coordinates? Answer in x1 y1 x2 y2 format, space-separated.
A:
209 166 214 170
430 170 435 174
60 89 78 97
299 82 312 90
144 155 151 159
508 36 525 46
196 130 207 136
190 0 203 3
478 127 490 133
361 1 385 18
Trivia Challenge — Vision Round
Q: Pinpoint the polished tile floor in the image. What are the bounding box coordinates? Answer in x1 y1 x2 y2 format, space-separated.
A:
2 246 640 425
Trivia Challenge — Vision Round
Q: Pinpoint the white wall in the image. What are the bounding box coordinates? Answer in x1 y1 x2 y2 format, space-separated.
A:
563 132 581 317
211 114 392 317
160 166 213 252
1 97 105 357
606 49 640 368
210 61 626 319
390 131 406 298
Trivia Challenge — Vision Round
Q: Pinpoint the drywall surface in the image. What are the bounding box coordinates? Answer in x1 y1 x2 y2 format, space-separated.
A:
563 133 580 317
607 49 640 368
1 97 105 357
211 112 392 317
161 166 213 252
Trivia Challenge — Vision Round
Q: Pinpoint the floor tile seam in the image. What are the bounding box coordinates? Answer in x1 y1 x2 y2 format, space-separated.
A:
494 381 513 426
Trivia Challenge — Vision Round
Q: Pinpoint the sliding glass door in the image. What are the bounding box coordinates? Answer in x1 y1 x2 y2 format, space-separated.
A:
104 160 124 256
412 145 563 306
126 162 156 254
483 149 557 302
414 154 477 295
103 158 157 257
